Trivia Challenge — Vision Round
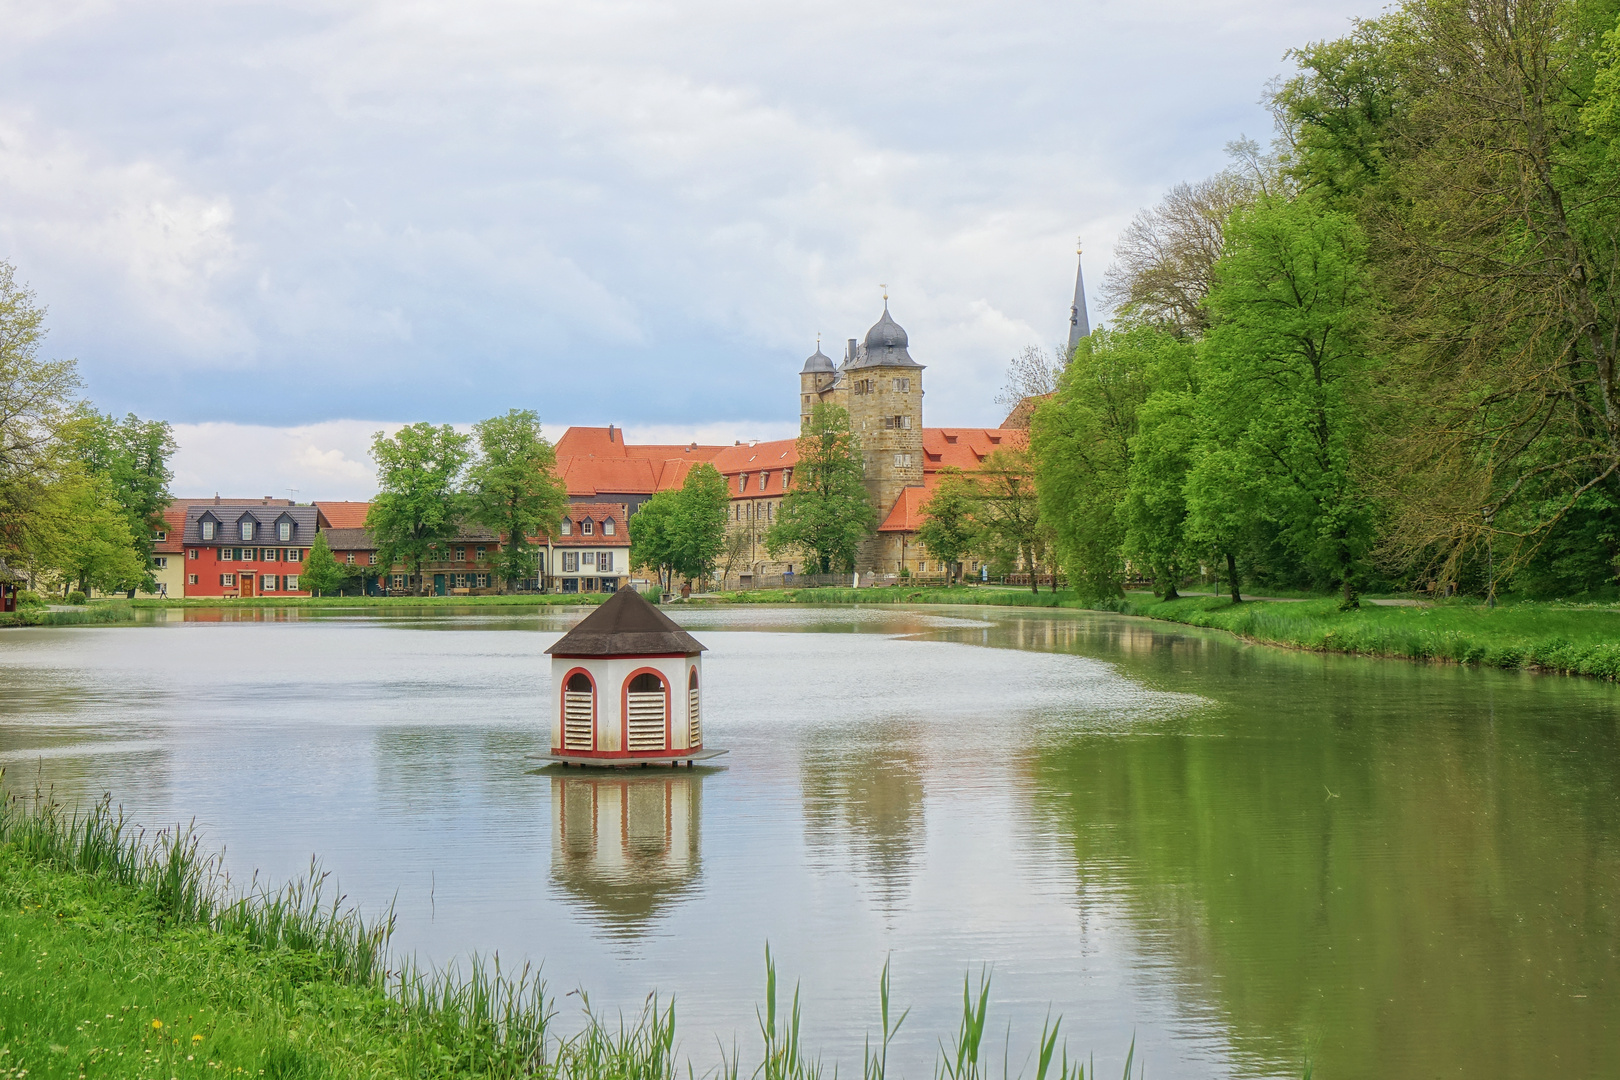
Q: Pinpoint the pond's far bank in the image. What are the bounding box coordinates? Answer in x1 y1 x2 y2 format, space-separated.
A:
693 586 1620 680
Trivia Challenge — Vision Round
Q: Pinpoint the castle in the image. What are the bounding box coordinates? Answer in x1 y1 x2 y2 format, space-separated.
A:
547 251 1090 587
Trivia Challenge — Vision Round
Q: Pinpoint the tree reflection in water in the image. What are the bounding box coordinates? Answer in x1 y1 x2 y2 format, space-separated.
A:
801 725 926 909
550 770 702 937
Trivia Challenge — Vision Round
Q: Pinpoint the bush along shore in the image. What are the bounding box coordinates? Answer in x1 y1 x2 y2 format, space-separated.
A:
0 786 1186 1080
701 586 1620 680
0 600 137 629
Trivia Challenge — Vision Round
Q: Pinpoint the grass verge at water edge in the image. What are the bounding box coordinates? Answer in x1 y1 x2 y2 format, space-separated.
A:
0 602 138 629
701 587 1620 679
0 787 1250 1079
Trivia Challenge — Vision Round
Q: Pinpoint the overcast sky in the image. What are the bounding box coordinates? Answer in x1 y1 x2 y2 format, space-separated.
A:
1 0 1381 500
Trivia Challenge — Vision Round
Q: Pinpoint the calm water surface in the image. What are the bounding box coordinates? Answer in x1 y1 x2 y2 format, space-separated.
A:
1 605 1617 1078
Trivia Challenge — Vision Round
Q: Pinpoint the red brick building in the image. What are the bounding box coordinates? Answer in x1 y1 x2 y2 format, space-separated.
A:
181 500 321 597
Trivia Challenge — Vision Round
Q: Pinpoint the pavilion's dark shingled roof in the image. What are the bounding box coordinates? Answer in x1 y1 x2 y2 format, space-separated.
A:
546 587 706 657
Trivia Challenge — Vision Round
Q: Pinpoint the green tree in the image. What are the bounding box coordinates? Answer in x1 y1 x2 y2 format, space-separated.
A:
466 409 568 592
299 532 344 596
673 463 730 586
915 469 979 583
630 491 680 593
0 262 83 568
1196 195 1378 607
766 403 875 574
366 423 471 595
1123 336 1199 598
1030 327 1154 597
974 447 1049 594
630 463 731 591
27 468 144 596
67 408 176 594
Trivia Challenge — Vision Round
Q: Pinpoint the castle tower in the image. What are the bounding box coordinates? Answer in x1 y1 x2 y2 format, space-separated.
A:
1066 243 1091 358
799 340 837 428
843 301 924 569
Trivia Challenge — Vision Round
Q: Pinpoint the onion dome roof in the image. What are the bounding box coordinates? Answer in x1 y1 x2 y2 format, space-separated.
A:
801 347 835 373
545 586 706 657
849 304 921 369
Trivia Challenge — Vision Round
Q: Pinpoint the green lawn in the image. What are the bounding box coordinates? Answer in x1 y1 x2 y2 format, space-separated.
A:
699 585 1620 679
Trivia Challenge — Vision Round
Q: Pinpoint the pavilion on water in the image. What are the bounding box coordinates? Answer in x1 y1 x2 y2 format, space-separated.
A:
543 586 724 767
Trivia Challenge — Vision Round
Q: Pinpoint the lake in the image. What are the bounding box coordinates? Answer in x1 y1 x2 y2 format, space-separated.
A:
1 604 1617 1078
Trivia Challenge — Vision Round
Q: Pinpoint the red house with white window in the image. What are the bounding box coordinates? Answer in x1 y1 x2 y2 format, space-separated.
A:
181 501 320 597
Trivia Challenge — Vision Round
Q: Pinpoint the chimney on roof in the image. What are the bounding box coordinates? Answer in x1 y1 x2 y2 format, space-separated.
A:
608 424 615 443
847 338 857 364
214 494 220 505
688 442 697 451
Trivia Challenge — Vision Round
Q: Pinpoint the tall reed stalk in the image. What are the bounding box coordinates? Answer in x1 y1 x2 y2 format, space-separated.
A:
0 781 1285 1079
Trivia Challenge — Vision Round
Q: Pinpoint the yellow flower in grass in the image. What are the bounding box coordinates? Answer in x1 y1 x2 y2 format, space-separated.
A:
151 1020 163 1030
192 1034 204 1043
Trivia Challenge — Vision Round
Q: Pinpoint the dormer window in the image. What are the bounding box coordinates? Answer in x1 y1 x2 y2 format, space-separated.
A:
603 518 615 536
154 531 167 542
739 474 749 493
278 521 291 542
240 521 255 542
561 519 572 535
201 520 215 541
760 472 770 489
583 519 594 536
783 468 793 489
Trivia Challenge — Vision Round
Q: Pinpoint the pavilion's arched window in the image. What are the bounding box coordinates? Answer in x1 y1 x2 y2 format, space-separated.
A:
626 672 667 751
687 668 701 748
563 671 595 751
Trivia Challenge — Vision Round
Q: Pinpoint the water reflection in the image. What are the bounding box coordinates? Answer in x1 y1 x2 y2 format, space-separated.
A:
550 771 702 936
801 727 926 908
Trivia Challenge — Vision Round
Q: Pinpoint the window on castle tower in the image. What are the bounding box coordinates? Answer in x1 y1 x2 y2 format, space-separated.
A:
893 377 910 392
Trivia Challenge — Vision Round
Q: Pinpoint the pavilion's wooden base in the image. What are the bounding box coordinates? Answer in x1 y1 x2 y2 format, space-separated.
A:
533 748 729 769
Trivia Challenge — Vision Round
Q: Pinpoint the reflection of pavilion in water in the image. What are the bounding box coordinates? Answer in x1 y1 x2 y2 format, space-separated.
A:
550 771 702 933
801 727 926 907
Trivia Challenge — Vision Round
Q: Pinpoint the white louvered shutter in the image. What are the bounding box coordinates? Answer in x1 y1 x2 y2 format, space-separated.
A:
687 684 701 748
626 691 667 751
563 691 594 750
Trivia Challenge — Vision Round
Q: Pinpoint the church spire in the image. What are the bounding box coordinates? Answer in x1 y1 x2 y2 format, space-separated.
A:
1066 240 1090 357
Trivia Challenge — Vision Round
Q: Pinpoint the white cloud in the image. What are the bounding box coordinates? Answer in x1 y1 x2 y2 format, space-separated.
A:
0 111 246 358
0 0 1385 431
170 420 401 503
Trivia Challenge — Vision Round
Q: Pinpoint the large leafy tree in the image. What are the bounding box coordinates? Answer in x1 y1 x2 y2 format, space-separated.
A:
1123 336 1200 598
630 463 731 591
0 262 83 568
916 469 980 583
27 468 145 596
1276 0 1620 592
466 409 567 592
67 408 176 593
367 423 471 595
1195 195 1378 606
1030 327 1154 597
766 403 875 574
974 447 1049 594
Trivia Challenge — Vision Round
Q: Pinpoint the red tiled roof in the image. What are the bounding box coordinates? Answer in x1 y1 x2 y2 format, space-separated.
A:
710 439 799 497
921 428 1025 472
155 504 188 553
555 502 631 547
315 501 371 528
878 482 934 533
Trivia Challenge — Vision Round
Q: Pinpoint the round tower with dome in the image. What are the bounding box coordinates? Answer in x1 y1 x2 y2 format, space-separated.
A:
799 340 837 428
843 302 925 564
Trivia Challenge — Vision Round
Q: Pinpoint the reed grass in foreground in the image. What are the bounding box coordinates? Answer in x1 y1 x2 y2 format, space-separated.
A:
0 787 1301 1079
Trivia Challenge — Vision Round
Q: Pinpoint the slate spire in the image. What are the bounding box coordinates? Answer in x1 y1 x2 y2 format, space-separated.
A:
1066 241 1090 358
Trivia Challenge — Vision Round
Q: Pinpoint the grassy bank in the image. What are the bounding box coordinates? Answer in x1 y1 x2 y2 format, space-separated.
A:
128 593 601 610
0 788 1168 1080
701 585 1620 679
0 602 138 629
